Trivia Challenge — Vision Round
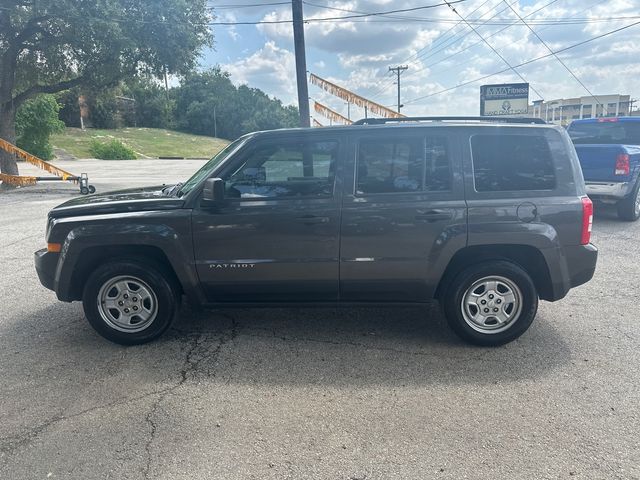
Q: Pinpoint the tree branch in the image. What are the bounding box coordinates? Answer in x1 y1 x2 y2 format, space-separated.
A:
10 76 87 107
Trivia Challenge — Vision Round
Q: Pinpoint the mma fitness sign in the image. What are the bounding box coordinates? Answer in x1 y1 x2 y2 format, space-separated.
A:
480 83 530 116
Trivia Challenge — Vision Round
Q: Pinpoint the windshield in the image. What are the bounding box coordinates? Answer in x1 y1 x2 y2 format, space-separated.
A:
178 136 249 196
568 121 640 145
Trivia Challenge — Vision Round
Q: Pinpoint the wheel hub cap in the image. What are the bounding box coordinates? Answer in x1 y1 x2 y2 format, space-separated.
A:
97 276 158 333
461 276 523 334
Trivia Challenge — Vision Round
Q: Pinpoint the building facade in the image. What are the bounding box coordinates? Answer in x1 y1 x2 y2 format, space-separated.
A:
529 94 632 126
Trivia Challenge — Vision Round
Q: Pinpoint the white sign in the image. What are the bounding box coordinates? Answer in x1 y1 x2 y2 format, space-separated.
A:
482 98 529 116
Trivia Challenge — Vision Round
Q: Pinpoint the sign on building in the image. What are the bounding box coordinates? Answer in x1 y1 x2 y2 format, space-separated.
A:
480 83 529 116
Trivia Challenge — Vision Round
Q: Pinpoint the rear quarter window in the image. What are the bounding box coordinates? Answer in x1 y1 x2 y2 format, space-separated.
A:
471 134 556 192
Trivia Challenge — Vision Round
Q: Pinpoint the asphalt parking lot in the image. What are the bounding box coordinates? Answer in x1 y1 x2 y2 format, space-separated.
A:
1 159 639 479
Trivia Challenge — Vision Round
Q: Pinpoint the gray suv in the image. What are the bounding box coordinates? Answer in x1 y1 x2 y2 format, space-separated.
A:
35 117 598 346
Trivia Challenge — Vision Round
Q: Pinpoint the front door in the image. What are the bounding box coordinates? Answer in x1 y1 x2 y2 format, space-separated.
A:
339 129 467 301
192 133 343 303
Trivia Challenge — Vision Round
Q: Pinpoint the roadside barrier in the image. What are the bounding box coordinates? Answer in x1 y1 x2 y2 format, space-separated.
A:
0 138 95 194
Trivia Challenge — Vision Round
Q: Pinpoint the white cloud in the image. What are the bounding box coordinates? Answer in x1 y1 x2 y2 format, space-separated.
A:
223 41 298 105
213 0 640 115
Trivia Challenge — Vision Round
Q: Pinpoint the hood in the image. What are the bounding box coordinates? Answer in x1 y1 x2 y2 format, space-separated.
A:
49 185 186 218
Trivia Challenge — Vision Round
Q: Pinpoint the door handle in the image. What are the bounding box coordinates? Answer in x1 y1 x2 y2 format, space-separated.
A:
295 215 330 225
415 210 452 222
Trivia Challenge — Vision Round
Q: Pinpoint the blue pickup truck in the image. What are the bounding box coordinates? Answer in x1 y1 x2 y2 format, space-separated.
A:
567 117 640 221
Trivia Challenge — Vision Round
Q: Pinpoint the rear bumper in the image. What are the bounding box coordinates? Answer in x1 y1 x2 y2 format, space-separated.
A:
565 243 598 289
546 243 598 301
585 181 631 199
34 248 58 293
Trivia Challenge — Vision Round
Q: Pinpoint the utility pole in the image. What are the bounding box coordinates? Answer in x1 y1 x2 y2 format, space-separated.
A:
389 65 408 113
292 0 311 127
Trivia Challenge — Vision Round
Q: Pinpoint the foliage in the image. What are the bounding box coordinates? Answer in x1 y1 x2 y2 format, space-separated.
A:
89 139 137 160
123 78 175 130
0 0 212 174
15 95 65 160
174 68 299 140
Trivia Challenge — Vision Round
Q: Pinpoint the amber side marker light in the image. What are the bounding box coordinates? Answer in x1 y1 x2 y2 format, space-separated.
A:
47 243 62 253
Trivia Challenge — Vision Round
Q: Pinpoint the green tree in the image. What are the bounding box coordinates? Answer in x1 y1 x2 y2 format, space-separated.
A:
123 77 175 129
0 0 212 181
15 94 64 160
174 69 298 140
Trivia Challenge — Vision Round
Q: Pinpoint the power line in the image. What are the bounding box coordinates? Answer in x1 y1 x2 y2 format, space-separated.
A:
209 2 290 8
300 0 469 20
442 0 544 99
405 0 519 75
407 0 561 79
366 0 503 100
403 19 640 105
501 0 603 107
420 0 607 83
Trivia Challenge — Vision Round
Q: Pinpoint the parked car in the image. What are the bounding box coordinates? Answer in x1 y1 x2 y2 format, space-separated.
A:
35 117 597 347
567 116 640 221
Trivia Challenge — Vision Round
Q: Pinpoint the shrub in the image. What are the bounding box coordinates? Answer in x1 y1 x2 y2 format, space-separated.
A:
89 139 137 160
15 94 65 160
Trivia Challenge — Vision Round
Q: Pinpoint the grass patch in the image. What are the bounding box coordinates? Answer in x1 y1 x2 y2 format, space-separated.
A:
51 127 229 159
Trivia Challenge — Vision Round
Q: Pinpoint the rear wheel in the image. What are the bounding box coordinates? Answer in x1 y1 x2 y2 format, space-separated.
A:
617 180 640 221
82 260 179 345
443 261 538 346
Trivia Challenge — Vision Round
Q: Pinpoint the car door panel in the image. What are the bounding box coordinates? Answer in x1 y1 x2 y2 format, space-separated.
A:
191 133 344 303
339 129 467 302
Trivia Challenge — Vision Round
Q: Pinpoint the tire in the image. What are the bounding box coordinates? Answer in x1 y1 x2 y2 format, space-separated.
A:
442 261 538 347
82 260 180 345
88 185 96 194
80 186 89 195
616 179 640 221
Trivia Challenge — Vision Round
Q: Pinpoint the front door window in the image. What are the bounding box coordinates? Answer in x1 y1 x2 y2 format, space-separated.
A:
223 140 338 199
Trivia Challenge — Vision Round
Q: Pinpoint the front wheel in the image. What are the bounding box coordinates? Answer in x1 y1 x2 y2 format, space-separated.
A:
82 260 180 345
443 261 538 346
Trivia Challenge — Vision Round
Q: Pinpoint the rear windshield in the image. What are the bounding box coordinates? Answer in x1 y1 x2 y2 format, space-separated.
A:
568 121 640 145
471 134 556 192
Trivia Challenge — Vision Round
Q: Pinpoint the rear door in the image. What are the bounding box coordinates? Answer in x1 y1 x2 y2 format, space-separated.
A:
339 127 467 302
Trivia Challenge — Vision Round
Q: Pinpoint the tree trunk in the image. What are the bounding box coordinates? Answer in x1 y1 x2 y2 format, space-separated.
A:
0 106 19 189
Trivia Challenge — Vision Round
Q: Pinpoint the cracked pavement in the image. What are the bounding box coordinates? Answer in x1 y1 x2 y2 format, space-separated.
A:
1 160 639 479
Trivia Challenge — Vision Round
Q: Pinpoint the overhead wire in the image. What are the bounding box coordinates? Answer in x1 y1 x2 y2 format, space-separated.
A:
441 0 544 99
408 0 562 79
365 0 499 99
403 19 640 105
501 0 603 106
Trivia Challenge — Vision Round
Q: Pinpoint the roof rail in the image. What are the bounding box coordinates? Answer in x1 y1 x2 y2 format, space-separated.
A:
352 116 546 125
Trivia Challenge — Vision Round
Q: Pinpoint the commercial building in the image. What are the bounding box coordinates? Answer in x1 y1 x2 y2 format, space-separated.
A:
529 94 632 125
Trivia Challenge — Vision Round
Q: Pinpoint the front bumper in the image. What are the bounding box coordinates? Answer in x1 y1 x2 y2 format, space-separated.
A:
34 248 58 292
585 181 631 199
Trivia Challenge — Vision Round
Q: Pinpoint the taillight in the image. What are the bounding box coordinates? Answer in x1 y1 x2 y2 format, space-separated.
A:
581 196 593 245
615 154 630 176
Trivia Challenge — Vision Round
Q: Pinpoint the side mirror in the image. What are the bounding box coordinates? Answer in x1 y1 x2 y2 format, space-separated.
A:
201 178 225 206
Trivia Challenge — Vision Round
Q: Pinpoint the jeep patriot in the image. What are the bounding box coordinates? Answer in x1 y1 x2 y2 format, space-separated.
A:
35 117 598 346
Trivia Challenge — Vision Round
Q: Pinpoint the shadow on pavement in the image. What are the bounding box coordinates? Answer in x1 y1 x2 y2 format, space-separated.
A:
3 300 571 392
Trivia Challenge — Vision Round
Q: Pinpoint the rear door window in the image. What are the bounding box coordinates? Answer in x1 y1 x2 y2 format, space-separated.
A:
356 135 451 194
471 134 556 192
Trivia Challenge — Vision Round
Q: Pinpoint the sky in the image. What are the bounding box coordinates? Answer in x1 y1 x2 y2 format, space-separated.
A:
203 0 640 120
